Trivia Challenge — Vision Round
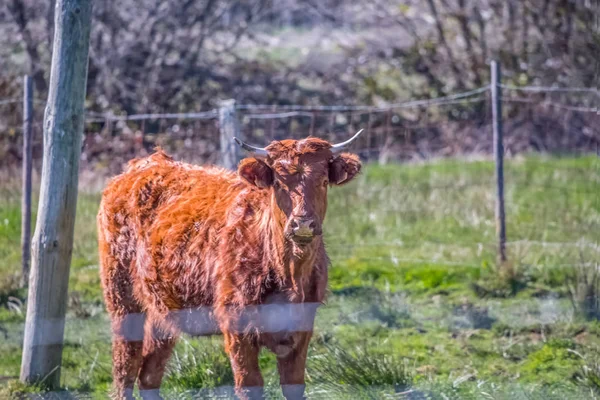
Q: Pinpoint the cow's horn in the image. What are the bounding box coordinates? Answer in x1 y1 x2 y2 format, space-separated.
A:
331 129 363 154
234 137 268 157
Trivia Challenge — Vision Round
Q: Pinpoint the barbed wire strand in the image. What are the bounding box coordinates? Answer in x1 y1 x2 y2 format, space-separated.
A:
500 84 600 95
4 84 596 125
502 97 599 113
76 94 598 125
236 86 490 112
0 98 21 106
327 240 599 250
242 111 316 119
85 110 218 123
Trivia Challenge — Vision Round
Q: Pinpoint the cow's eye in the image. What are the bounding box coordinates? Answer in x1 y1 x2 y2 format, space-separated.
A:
323 179 329 187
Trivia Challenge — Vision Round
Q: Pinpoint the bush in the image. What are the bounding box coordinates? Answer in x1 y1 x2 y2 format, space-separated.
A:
308 342 411 397
574 350 600 397
567 258 600 321
520 339 583 385
0 380 49 400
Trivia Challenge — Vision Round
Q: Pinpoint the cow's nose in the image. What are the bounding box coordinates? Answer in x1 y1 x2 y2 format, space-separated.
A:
290 218 316 238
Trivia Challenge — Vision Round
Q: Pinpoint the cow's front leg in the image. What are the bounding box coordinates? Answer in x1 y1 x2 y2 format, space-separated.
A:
276 332 312 400
224 332 264 400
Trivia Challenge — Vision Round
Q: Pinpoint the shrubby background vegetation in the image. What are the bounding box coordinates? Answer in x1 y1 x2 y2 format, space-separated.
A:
2 0 598 110
1 1 598 166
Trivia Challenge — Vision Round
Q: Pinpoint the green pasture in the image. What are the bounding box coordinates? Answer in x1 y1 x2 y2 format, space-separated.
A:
0 155 599 399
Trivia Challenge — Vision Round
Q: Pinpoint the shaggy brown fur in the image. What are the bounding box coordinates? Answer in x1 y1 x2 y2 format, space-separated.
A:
97 138 361 399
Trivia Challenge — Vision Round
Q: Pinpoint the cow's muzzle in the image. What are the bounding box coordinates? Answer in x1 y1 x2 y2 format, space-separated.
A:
289 217 321 245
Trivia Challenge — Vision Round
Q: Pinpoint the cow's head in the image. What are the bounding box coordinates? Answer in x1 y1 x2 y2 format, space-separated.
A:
236 131 362 246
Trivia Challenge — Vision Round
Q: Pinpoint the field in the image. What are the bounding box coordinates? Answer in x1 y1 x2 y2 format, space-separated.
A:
1 155 599 399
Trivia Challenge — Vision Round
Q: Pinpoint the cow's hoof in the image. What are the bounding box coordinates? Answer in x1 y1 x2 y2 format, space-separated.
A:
236 386 265 400
112 388 136 400
139 388 163 400
282 384 306 400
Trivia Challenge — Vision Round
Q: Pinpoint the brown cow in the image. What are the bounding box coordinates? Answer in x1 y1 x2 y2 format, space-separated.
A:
97 132 363 399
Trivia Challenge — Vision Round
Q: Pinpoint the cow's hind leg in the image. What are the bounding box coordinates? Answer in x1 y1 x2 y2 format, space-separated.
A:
110 313 145 399
104 280 145 398
100 244 146 399
137 321 178 400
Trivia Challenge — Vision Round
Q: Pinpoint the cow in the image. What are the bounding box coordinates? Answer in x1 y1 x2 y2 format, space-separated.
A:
97 131 363 400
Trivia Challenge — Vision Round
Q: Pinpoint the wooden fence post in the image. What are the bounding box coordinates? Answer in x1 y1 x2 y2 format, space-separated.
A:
218 99 241 170
20 75 33 288
491 60 507 264
20 0 93 388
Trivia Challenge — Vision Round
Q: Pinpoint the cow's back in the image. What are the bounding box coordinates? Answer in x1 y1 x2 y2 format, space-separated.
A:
97 150 249 312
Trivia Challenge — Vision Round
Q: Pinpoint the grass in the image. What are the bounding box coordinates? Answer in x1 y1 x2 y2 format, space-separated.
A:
308 341 411 393
0 154 598 398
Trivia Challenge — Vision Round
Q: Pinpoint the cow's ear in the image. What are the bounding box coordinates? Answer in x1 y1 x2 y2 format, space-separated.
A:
329 153 361 185
238 158 274 188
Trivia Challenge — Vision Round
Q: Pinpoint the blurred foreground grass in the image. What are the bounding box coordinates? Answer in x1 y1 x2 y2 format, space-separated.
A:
0 155 599 399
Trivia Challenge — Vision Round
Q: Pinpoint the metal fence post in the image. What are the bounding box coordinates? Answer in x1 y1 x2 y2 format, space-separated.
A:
21 75 34 288
218 99 241 170
491 60 507 263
